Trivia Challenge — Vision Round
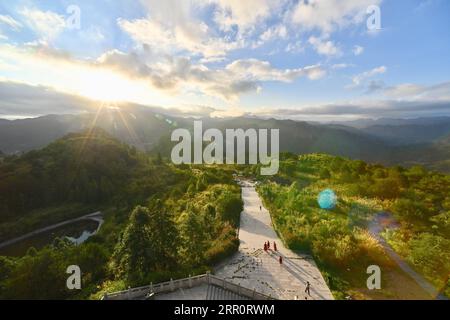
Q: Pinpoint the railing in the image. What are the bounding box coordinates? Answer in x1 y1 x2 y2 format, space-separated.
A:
102 273 274 301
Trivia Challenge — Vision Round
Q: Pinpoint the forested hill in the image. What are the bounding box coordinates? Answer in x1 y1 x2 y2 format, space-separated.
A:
0 128 145 226
0 128 244 299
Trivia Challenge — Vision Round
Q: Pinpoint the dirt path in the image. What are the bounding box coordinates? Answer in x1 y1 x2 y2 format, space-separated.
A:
215 180 334 300
369 213 447 300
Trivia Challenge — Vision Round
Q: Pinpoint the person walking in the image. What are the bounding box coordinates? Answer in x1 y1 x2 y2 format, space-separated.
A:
279 256 283 265
267 241 270 250
305 281 311 296
264 243 267 251
274 242 277 251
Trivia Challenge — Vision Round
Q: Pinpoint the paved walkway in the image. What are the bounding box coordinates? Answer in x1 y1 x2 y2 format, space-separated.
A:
215 180 334 300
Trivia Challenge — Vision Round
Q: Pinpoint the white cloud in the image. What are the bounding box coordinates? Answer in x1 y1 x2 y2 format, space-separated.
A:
308 35 341 56
332 63 352 70
210 0 283 32
349 65 387 88
99 50 326 100
118 13 243 58
250 99 450 120
20 8 66 40
353 45 364 56
259 24 288 43
0 15 23 31
383 82 450 101
0 43 325 105
290 0 382 33
285 41 304 53
225 59 325 82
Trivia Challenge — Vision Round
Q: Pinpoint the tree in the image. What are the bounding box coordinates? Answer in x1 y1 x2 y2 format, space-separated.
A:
179 210 207 266
113 202 179 284
113 206 153 283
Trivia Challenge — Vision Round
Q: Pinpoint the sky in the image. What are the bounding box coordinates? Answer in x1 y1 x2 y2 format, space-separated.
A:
0 0 449 121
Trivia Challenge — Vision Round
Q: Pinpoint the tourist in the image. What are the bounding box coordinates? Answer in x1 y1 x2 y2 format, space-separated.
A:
279 256 283 265
274 242 277 251
305 281 311 296
264 243 267 251
260 205 262 211
267 241 270 250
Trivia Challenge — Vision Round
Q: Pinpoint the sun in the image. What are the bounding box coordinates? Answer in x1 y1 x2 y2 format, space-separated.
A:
74 68 142 103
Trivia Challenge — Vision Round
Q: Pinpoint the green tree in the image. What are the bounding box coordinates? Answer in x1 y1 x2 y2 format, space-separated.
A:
179 210 207 266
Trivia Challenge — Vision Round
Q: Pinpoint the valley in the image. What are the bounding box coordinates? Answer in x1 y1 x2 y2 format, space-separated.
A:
0 129 448 300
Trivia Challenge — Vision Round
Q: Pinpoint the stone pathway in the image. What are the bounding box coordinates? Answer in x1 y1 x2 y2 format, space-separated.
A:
215 180 334 300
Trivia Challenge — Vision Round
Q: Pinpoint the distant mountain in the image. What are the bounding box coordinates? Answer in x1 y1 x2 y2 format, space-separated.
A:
330 116 450 129
0 106 181 154
391 134 450 172
360 122 450 145
0 114 85 154
329 117 450 146
0 109 449 172
198 117 392 163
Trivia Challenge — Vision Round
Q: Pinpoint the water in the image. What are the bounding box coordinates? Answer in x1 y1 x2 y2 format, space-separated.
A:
0 218 102 257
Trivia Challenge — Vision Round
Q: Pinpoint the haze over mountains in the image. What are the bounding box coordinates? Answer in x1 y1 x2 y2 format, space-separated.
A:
0 107 449 172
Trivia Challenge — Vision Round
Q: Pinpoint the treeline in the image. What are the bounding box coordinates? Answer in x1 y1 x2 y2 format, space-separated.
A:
254 153 450 298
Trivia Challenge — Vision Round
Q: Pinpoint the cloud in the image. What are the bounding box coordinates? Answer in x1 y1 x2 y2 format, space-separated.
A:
349 65 387 88
225 59 324 82
0 80 219 119
383 82 450 101
0 81 95 118
285 41 304 53
332 63 353 70
19 8 66 40
117 15 242 58
259 24 288 43
0 15 23 31
210 0 284 32
308 35 341 56
353 45 364 56
0 42 325 105
251 99 450 120
100 50 326 100
290 0 382 33
251 80 450 120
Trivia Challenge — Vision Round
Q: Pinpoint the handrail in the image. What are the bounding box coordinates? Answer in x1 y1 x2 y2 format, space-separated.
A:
102 273 274 300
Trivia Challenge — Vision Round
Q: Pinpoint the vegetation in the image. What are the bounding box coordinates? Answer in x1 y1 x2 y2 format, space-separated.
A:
250 153 450 299
1 128 448 300
0 130 242 299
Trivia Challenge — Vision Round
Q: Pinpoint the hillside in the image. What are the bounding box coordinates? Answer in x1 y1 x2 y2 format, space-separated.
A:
0 130 243 299
251 153 450 299
391 134 450 172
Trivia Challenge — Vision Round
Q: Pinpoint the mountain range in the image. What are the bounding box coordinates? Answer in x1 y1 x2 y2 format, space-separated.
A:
1 106 449 172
